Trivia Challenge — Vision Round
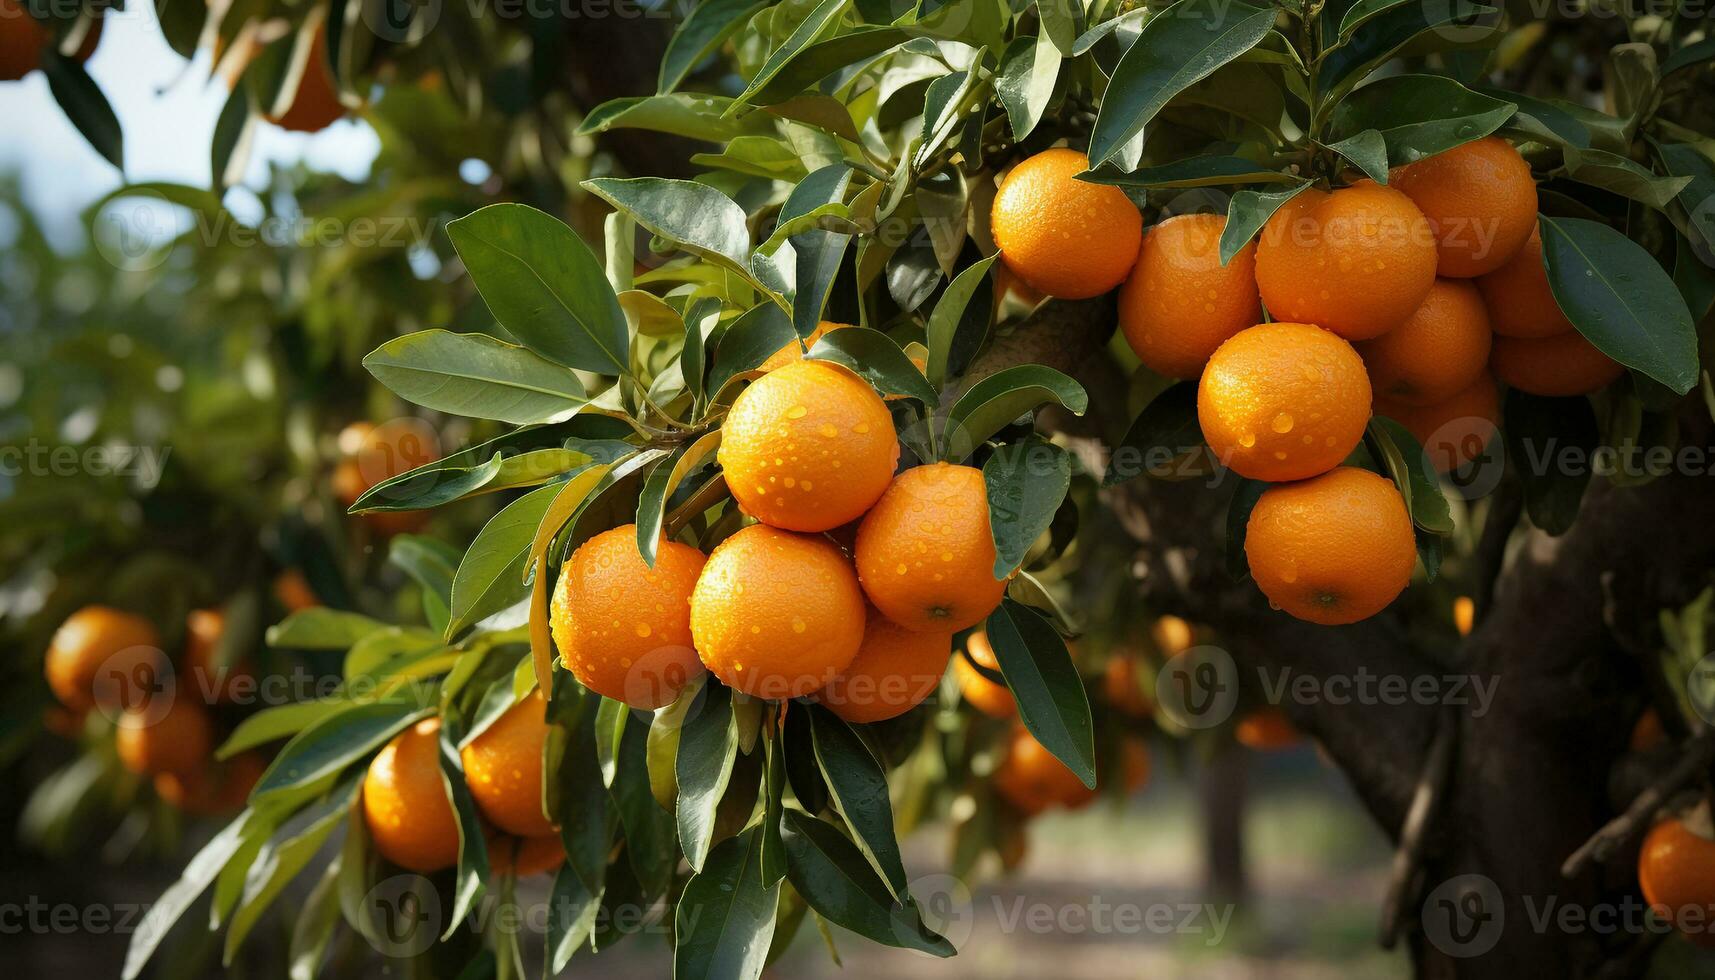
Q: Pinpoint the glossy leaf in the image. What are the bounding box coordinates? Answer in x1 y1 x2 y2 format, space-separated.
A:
677 683 740 871
983 599 1095 788
806 327 937 403
983 436 1071 577
674 827 780 980
364 329 587 425
447 482 565 639
1220 181 1312 264
808 705 909 902
781 809 955 955
942 365 1088 460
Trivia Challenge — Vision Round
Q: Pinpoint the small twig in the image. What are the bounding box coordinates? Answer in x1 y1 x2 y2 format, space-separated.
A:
1562 731 1715 879
1380 708 1458 949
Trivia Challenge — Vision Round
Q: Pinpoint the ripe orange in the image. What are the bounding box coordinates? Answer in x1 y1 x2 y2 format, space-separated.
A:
1390 137 1537 278
116 694 214 780
461 690 554 838
1151 614 1194 656
488 832 565 877
1639 817 1715 948
1255 180 1438 340
1197 322 1372 483
1103 653 1152 718
155 751 265 816
1376 374 1501 475
1118 213 1262 379
816 609 952 724
0 0 98 80
364 718 460 873
761 321 852 372
1244 467 1417 625
854 462 1008 632
1453 595 1475 637
333 420 439 535
691 524 867 699
1476 224 1575 339
1490 330 1624 396
272 569 321 612
1357 279 1492 406
184 608 255 704
719 360 899 533
550 524 705 709
1235 707 1301 751
994 726 1094 814
990 148 1143 299
44 606 164 712
954 631 1016 718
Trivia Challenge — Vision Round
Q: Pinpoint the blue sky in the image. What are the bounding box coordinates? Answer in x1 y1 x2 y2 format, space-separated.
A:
0 3 379 248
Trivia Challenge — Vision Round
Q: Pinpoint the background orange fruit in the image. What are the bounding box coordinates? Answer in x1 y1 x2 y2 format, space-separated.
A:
155 751 265 816
44 605 164 712
268 26 347 133
333 420 437 536
0 0 98 80
1476 224 1575 338
1255 181 1438 340
691 524 866 699
461 690 554 838
364 718 460 873
990 148 1142 299
1118 213 1262 379
855 462 1008 632
1357 278 1492 405
272 569 321 612
1490 330 1624 396
994 726 1094 814
1197 322 1372 482
719 360 899 532
1244 467 1417 625
1103 653 1152 717
184 607 254 703
487 832 565 877
761 321 852 371
116 694 214 779
1390 137 1537 278
1452 595 1475 637
1639 817 1715 948
955 631 1016 718
817 609 952 723
1235 707 1302 751
1376 375 1501 475
551 524 705 709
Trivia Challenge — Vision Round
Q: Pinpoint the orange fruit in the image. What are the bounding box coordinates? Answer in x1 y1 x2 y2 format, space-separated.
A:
994 726 1094 814
854 462 1008 632
0 0 98 80
1453 595 1475 637
550 524 705 709
1490 330 1624 396
990 148 1142 299
1235 707 1301 751
116 694 214 780
1631 709 1666 752
691 524 867 699
1151 614 1194 655
816 609 952 724
1103 653 1152 718
364 718 460 873
719 360 899 533
263 25 346 132
1121 737 1151 793
44 606 164 712
155 751 265 816
333 420 439 535
461 690 554 839
488 832 565 877
955 631 1016 718
1476 224 1575 339
1390 137 1537 278
1118 213 1262 379
1639 817 1715 948
1357 278 1492 406
1197 322 1372 482
1375 374 1501 476
1255 180 1438 340
272 569 321 612
761 321 852 372
184 608 255 704
1244 467 1417 625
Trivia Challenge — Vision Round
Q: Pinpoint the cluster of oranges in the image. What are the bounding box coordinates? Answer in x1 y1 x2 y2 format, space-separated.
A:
42 605 265 816
991 138 1616 625
549 341 1010 723
362 691 565 876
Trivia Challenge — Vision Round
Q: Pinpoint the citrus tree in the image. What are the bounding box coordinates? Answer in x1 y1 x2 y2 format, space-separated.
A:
32 0 1715 978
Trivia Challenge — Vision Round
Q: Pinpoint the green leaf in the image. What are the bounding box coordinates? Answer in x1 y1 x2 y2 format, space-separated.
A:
1103 382 1208 486
1563 147 1692 209
364 329 588 425
661 0 768 92
781 809 955 955
677 683 740 871
42 51 123 170
224 777 359 961
761 730 789 886
996 32 1062 141
1335 0 1412 37
447 482 566 638
1662 37 1715 78
707 302 798 399
731 0 853 110
436 724 492 938
286 860 342 980
581 93 765 143
675 827 780 980
1503 390 1596 535
1324 129 1389 184
1220 181 1312 264
1317 0 1493 103
266 609 389 650
389 535 460 636
1082 153 1297 189
635 429 722 567
547 864 603 970
124 813 257 979
1087 0 1275 166
584 177 755 283
1366 417 1454 534
942 365 1088 460
250 701 429 809
611 713 677 898
806 327 937 403
747 26 914 106
447 204 630 376
1539 215 1699 394
784 165 854 338
984 599 1095 788
808 704 909 902
1037 0 1081 53
1656 142 1715 249
983 436 1071 578
1328 74 1514 166
218 698 356 759
549 688 615 895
